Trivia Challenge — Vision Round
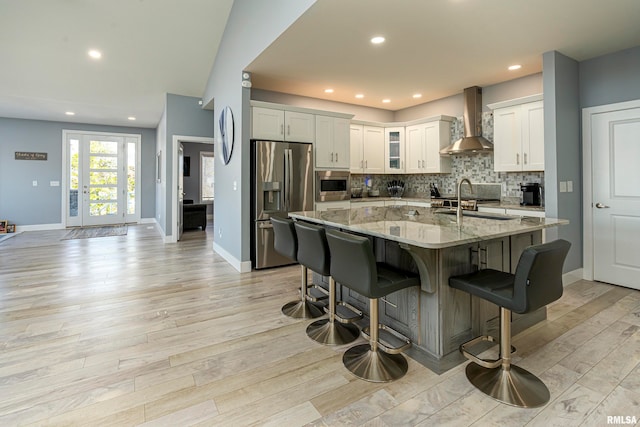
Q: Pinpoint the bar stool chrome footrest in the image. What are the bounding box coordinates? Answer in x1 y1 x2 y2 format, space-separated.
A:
343 344 408 383
361 324 411 355
330 301 363 324
305 284 329 303
460 335 516 369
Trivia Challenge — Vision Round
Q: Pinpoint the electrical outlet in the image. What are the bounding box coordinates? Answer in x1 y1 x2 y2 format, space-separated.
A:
218 227 222 238
32 180 38 187
233 181 237 191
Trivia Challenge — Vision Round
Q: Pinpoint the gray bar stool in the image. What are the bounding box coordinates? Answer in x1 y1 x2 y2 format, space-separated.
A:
449 239 571 408
295 221 361 346
326 229 420 382
271 216 323 319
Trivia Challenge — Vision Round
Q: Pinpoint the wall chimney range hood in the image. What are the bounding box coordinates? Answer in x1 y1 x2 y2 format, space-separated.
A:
440 86 493 155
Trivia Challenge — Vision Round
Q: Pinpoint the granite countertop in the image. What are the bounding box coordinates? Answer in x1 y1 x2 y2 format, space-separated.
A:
290 205 567 250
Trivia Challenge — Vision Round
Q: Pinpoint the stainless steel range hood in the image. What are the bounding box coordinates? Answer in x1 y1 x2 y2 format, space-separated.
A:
440 86 493 155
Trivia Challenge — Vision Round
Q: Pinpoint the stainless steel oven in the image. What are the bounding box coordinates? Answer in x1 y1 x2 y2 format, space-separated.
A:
315 170 350 202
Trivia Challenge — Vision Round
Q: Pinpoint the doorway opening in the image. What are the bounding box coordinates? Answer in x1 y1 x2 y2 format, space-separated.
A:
171 136 214 242
63 131 141 227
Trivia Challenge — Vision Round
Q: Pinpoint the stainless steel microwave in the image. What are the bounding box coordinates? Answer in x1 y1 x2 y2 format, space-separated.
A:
315 170 350 202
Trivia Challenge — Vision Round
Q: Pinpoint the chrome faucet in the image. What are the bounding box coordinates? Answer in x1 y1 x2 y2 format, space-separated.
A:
457 177 473 226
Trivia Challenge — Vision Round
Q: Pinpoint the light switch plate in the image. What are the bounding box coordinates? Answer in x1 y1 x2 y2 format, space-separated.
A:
50 181 60 187
559 181 567 193
567 181 573 192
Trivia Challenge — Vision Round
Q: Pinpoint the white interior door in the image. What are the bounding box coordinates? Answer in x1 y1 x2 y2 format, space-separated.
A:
178 144 184 240
66 131 140 227
592 106 640 290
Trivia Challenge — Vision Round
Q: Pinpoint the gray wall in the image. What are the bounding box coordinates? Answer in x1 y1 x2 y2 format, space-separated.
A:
160 93 215 236
0 117 156 226
580 46 640 109
394 73 543 121
202 0 316 266
182 142 214 214
543 51 582 272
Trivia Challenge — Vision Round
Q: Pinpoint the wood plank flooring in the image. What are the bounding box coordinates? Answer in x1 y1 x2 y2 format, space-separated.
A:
1 224 639 426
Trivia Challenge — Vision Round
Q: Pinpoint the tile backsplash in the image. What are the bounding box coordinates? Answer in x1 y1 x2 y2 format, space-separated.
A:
351 112 544 202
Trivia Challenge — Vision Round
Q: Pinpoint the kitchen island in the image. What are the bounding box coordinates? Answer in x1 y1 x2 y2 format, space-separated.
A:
289 205 568 366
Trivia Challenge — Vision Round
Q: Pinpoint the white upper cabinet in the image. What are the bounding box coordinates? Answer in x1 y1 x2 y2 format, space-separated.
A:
491 97 544 172
385 127 405 173
315 115 350 169
404 119 452 174
350 125 385 174
252 107 315 142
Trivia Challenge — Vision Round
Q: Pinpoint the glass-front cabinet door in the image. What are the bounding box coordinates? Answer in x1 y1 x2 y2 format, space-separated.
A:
384 127 405 173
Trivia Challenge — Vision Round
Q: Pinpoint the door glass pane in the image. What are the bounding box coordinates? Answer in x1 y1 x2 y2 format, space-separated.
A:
90 202 118 216
69 139 79 217
90 172 118 185
90 156 117 169
127 142 136 214
89 187 117 200
90 140 118 154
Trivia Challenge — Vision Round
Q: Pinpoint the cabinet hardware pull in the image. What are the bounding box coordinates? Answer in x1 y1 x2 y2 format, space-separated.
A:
336 153 338 162
524 153 527 164
381 297 397 308
422 160 425 168
365 160 368 168
331 152 334 162
516 153 520 165
280 124 283 135
287 124 290 135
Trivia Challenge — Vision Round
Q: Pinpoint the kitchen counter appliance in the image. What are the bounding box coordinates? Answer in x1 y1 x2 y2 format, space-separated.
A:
316 170 350 202
251 140 314 269
520 183 542 206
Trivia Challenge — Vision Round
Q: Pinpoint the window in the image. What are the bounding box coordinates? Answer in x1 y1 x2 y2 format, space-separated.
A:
200 151 214 202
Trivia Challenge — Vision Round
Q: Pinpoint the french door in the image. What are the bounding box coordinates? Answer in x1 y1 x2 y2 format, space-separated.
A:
65 131 140 227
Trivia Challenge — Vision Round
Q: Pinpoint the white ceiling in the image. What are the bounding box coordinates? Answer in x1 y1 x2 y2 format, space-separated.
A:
0 0 233 128
1 0 639 129
247 0 640 111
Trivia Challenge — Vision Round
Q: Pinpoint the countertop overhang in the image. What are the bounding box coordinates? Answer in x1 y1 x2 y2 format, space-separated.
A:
289 206 568 249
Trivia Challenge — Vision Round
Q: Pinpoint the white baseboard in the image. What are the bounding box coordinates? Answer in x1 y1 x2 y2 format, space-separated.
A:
139 218 156 224
563 268 584 286
213 242 252 273
16 223 64 232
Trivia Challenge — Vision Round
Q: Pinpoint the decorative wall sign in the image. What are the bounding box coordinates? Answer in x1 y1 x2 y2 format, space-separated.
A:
219 106 234 165
15 151 47 160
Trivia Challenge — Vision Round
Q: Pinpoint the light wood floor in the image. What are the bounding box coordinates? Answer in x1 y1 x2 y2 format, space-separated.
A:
1 224 639 426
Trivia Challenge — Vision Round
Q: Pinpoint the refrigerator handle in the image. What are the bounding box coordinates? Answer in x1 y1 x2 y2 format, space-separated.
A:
283 149 291 211
288 149 294 211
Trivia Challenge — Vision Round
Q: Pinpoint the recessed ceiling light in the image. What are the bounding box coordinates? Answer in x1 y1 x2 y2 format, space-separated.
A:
382 99 391 103
65 111 75 116
413 93 422 99
370 36 385 44
324 88 334 93
88 49 102 59
508 64 522 71
355 94 365 99
128 116 136 121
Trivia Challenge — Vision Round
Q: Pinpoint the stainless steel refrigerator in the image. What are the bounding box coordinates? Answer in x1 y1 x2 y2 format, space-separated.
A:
251 140 314 269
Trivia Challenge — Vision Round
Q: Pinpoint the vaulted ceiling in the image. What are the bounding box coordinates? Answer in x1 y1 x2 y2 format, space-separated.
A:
1 0 639 129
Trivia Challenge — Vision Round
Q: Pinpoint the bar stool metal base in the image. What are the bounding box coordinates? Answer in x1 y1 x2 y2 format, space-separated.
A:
342 344 408 383
281 300 324 319
465 362 550 408
306 319 359 345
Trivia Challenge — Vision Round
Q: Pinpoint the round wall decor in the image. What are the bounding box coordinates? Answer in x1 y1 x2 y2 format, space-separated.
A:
219 106 234 165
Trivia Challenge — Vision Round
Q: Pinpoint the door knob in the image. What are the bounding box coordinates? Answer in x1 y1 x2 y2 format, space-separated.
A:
595 202 610 208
